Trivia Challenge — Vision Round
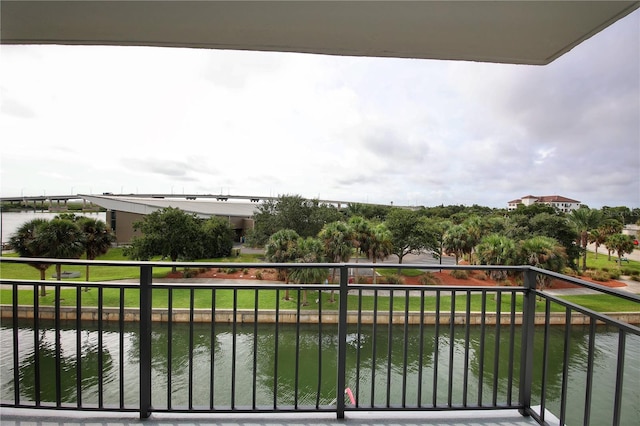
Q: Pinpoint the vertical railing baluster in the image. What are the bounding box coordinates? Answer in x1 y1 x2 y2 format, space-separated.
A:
210 289 216 409
12 283 20 406
336 265 349 419
371 288 379 407
167 289 173 410
507 291 516 405
189 288 195 410
253 288 259 410
612 330 627 426
492 291 502 406
316 287 323 409
55 285 61 407
432 290 440 407
518 269 536 417
463 290 471 407
139 265 152 419
386 287 393 408
584 317 596 426
33 282 41 407
273 289 280 409
402 289 409 408
76 285 82 408
355 288 363 407
231 288 238 410
417 290 425 407
448 291 455 407
294 288 301 409
540 298 551 423
477 290 486 406
559 309 572 425
119 287 125 410
98 286 104 408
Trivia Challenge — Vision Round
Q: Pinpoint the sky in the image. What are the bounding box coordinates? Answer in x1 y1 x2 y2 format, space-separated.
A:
1 10 639 209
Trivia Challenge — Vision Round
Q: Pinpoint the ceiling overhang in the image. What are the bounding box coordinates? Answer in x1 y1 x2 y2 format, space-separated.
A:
2 1 638 65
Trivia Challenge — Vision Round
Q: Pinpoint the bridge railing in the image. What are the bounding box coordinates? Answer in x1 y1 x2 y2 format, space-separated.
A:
0 257 638 425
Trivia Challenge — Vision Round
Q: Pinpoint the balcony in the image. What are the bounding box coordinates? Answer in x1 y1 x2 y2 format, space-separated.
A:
1 258 638 426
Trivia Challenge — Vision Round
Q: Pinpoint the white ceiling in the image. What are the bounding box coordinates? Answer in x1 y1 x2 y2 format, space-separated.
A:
2 1 638 65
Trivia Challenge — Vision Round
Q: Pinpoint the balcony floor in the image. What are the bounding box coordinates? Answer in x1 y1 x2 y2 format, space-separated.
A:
0 408 546 426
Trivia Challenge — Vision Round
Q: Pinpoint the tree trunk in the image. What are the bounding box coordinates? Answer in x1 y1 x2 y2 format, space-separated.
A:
56 264 62 281
84 264 91 291
39 268 46 296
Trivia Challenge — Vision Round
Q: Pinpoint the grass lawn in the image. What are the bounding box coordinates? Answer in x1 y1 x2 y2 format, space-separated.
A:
585 251 640 275
2 286 637 313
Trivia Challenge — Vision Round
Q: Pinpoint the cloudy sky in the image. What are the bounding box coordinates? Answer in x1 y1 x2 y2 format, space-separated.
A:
1 9 638 209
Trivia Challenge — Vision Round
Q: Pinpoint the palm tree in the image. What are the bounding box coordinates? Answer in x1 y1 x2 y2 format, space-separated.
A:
568 208 602 271
9 218 51 296
443 224 472 264
518 236 567 289
318 221 353 302
348 216 373 281
367 223 393 284
38 218 86 283
77 217 115 285
475 234 517 281
265 229 301 300
587 229 606 259
604 234 635 267
598 219 624 260
288 237 328 306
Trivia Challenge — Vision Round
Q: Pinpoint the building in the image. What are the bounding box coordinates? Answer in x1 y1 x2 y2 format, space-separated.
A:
507 195 582 212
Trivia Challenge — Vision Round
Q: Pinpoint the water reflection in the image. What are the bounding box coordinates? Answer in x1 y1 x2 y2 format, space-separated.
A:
0 319 637 425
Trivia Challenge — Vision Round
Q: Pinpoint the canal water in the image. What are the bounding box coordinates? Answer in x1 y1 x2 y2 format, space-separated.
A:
0 320 638 424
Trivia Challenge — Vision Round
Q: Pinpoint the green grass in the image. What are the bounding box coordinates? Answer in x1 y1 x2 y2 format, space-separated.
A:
2 287 636 313
586 251 640 275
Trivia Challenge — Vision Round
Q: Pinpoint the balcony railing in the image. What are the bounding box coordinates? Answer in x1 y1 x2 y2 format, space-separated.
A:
0 257 638 425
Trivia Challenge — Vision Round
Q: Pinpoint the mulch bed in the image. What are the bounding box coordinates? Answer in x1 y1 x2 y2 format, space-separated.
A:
166 267 628 290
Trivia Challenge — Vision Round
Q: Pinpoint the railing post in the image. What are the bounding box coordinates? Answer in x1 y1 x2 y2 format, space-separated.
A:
518 268 536 417
336 265 349 419
139 265 152 418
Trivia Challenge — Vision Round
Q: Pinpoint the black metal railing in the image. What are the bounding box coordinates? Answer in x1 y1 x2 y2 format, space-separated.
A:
0 258 638 425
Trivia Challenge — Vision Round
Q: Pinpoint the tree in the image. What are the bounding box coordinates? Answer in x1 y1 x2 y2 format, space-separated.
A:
200 216 234 258
288 237 328 306
77 217 115 284
518 236 567 289
318 221 354 302
597 219 624 260
9 218 52 296
604 234 635 267
265 229 301 300
125 207 202 272
568 208 603 271
367 223 393 284
385 208 433 265
37 218 86 284
443 224 472 264
475 234 517 280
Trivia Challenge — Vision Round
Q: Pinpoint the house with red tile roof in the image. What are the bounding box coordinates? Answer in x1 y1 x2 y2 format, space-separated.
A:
507 195 581 213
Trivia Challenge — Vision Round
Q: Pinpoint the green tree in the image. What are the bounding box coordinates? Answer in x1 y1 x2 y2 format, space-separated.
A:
125 207 202 272
318 221 353 302
38 218 86 283
385 208 433 265
597 219 624 260
604 234 635 267
288 237 328 306
9 218 52 295
367 223 393 284
568 207 603 271
77 217 115 284
518 236 567 289
200 216 234 258
443 224 472 264
265 229 301 300
475 234 517 280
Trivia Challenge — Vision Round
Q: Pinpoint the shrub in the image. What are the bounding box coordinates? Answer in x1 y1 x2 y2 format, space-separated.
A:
591 270 610 282
418 272 441 285
476 272 488 281
356 275 370 284
183 268 197 278
242 268 249 275
255 270 263 280
384 274 405 284
608 269 621 280
601 267 609 273
450 270 469 279
630 273 640 282
622 268 634 275
225 268 237 274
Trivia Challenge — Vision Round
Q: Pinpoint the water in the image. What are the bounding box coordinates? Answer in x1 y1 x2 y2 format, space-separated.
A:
0 320 638 424
0 211 106 244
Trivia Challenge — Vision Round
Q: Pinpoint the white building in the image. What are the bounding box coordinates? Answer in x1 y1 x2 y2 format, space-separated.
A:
507 195 581 213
